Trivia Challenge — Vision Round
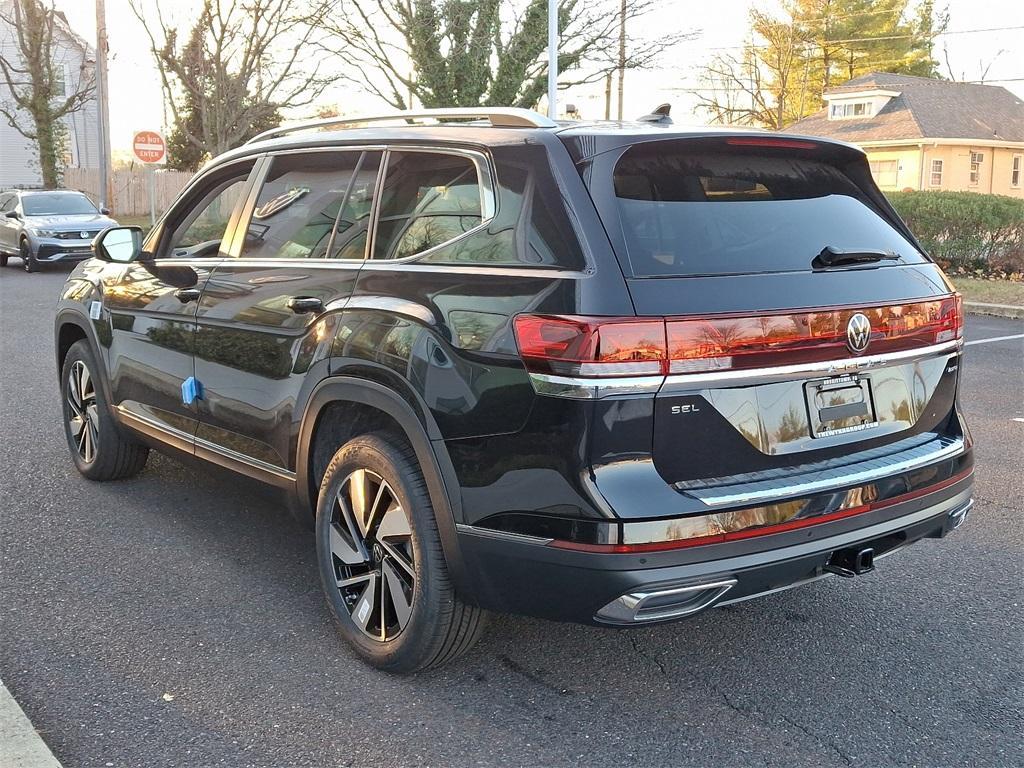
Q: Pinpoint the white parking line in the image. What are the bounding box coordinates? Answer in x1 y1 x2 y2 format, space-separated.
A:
0 680 62 768
965 333 1024 346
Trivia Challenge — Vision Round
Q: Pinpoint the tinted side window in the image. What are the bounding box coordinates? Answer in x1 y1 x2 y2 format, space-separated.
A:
241 151 380 260
414 145 586 269
164 164 254 259
330 151 382 260
372 151 482 260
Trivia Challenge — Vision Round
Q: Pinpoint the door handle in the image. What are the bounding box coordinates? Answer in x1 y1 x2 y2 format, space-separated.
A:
174 287 202 303
287 296 324 314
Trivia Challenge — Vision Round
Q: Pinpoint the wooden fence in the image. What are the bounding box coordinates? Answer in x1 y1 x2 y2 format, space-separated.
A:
63 167 193 218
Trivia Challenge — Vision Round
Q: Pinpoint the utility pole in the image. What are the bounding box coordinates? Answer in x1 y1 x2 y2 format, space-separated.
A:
616 0 625 120
94 0 112 211
547 0 557 118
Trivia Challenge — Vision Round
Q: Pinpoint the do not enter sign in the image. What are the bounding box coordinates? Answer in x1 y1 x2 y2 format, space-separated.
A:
133 130 166 164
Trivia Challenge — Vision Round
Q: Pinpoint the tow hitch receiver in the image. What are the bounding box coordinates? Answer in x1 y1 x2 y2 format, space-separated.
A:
825 547 875 578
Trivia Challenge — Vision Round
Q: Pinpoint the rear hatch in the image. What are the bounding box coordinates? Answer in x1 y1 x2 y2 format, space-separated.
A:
581 134 963 487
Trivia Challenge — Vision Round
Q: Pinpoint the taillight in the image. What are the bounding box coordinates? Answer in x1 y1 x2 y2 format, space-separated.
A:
513 315 667 377
665 295 964 373
514 296 963 382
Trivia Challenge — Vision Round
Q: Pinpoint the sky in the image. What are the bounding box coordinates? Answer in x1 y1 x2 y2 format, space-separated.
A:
55 0 1024 153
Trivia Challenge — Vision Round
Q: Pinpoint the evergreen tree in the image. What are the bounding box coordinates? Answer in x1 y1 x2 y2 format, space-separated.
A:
696 0 946 129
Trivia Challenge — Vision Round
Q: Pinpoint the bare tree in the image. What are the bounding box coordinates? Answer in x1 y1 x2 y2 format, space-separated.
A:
942 43 1005 83
317 0 693 111
694 10 806 129
129 0 331 162
0 0 96 187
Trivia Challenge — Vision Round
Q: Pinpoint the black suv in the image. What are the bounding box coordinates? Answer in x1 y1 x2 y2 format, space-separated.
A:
54 108 973 672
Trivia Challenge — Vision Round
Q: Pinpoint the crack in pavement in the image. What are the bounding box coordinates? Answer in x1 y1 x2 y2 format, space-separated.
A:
627 642 858 768
628 635 667 675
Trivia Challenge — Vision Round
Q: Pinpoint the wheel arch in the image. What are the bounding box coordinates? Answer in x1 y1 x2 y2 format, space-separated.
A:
296 376 474 601
54 309 113 404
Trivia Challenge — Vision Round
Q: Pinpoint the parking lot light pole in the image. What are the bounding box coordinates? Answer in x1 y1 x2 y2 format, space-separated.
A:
547 0 557 118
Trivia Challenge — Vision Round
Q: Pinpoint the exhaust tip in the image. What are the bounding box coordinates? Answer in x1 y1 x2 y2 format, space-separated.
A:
595 578 737 624
948 498 973 530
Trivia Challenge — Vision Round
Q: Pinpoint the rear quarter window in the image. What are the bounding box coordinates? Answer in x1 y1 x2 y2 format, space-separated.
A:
612 143 926 277
409 144 587 270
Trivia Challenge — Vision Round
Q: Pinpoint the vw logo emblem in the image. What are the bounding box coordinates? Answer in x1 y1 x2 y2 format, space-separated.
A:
80 231 89 239
846 313 871 353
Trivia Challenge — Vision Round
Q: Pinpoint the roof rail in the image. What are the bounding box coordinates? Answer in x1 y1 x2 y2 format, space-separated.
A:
245 107 558 145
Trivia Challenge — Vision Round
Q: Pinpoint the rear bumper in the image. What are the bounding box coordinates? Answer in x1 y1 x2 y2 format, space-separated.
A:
456 476 973 625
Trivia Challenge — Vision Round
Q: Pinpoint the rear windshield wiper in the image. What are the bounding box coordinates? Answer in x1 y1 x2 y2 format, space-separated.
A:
814 246 902 268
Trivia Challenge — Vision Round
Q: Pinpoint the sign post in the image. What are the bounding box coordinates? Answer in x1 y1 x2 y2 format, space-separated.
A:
132 130 167 226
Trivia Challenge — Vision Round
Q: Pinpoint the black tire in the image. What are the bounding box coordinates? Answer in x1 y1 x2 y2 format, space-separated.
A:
0 252 8 267
60 340 149 480
315 432 485 673
21 239 38 272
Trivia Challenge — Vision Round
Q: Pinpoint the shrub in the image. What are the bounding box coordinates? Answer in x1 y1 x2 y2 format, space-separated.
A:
885 190 1024 276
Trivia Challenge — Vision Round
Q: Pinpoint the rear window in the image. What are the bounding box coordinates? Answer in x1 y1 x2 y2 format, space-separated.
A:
613 145 925 277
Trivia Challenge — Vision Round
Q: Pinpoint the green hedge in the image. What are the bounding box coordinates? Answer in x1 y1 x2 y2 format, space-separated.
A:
885 191 1024 274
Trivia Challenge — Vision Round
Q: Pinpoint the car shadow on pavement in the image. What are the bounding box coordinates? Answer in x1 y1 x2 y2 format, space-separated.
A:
86 447 1015 768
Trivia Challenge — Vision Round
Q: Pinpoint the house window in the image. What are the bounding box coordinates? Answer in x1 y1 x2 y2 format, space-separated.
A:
829 102 872 119
869 159 899 189
969 151 984 186
929 159 943 187
1012 155 1021 188
52 64 66 98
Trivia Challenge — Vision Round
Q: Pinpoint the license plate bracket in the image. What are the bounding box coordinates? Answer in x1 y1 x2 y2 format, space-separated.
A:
805 374 877 438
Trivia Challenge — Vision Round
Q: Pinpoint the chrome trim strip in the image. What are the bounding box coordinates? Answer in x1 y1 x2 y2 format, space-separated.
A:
526 340 962 399
689 437 965 508
116 406 296 483
193 436 296 482
454 523 553 546
527 372 664 399
713 488 973 606
116 406 195 445
660 339 962 391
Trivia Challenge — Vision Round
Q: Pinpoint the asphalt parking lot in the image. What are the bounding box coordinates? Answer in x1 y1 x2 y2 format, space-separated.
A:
2 266 1022 768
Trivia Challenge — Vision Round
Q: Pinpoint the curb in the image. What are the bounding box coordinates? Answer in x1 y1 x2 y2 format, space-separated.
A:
964 301 1024 320
0 680 62 768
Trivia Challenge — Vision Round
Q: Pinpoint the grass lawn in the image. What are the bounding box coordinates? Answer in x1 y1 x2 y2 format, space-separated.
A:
951 277 1024 307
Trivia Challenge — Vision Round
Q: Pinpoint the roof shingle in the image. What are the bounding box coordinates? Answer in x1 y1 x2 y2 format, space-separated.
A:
786 72 1024 143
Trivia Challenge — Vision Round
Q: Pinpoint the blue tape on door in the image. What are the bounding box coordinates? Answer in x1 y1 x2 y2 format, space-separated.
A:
181 376 203 405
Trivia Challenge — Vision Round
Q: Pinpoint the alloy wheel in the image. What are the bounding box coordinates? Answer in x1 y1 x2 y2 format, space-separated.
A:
328 468 415 641
67 360 99 464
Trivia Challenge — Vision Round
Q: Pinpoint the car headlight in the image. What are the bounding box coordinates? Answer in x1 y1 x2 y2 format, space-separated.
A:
31 228 60 237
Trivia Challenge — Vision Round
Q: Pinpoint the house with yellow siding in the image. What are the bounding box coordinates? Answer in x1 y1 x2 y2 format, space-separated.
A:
787 73 1024 198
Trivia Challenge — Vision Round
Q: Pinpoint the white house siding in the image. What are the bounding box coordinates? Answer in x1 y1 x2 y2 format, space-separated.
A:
0 1 99 188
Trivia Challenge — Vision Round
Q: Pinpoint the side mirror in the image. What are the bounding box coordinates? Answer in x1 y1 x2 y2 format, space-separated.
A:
4 210 18 219
100 207 111 215
95 226 144 263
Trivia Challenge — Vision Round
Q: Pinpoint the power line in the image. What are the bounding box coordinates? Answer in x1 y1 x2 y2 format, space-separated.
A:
677 24 1024 54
